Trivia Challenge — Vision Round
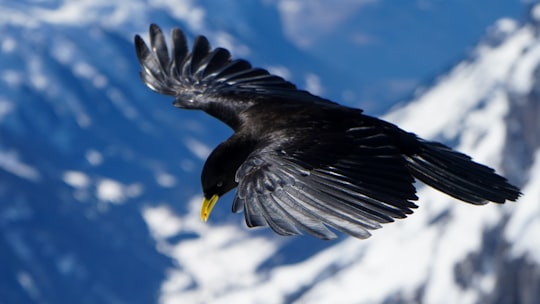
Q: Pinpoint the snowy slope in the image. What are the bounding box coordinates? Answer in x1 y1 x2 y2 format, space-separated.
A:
1 1 539 304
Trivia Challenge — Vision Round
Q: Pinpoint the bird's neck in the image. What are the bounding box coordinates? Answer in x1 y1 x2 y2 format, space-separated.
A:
203 100 253 131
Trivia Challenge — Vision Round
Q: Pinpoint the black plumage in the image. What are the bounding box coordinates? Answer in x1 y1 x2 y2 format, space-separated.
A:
134 24 521 240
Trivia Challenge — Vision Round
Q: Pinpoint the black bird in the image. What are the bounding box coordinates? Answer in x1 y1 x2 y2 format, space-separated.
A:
134 24 521 240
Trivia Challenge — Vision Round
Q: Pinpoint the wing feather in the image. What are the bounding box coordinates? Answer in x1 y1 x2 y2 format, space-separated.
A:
199 48 232 79
283 184 373 239
233 125 419 239
136 25 300 95
189 35 211 75
135 34 173 94
149 24 170 74
244 194 267 228
229 106 518 240
171 28 188 75
256 194 301 236
134 24 335 116
272 190 337 239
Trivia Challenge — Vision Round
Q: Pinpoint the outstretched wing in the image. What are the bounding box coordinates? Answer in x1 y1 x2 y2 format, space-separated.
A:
233 125 419 240
134 24 332 111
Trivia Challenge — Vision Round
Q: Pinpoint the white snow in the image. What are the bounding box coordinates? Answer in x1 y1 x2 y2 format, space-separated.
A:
458 90 509 163
56 253 77 276
141 196 280 304
1 70 24 87
0 99 14 122
107 87 139 120
143 205 183 239
28 57 49 92
277 0 378 48
96 179 125 203
493 18 519 35
1 36 16 53
49 36 77 65
0 150 40 181
304 73 324 96
149 0 206 32
184 137 212 160
29 0 145 27
180 159 196 172
63 171 91 189
155 172 177 188
16 271 40 301
532 4 540 22
0 6 40 27
50 35 109 91
506 150 540 264
385 23 533 141
508 30 540 94
96 178 142 204
85 149 103 166
0 0 196 30
213 31 251 57
266 65 292 81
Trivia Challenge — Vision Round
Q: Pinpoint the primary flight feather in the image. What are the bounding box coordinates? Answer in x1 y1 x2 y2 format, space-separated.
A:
134 24 521 240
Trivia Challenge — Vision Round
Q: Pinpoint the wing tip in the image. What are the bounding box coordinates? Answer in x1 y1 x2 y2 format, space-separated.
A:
135 23 312 103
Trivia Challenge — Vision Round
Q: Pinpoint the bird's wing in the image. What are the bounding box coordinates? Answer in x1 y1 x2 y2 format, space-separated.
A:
233 125 419 240
134 24 333 105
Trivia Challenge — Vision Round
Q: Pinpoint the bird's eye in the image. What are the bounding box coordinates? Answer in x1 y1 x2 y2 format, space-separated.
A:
217 181 223 187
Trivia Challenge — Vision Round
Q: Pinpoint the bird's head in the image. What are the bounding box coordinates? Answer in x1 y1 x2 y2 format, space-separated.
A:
200 167 237 222
200 137 255 222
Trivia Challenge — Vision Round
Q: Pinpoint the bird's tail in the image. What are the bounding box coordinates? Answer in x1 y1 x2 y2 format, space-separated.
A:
404 139 521 204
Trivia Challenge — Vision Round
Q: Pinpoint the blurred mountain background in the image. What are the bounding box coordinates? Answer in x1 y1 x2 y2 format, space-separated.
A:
1 1 539 303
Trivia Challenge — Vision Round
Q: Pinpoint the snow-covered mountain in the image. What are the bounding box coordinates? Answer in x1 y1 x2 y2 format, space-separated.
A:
1 1 539 304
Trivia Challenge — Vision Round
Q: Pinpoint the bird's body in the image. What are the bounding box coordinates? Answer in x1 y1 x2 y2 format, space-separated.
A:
135 24 521 240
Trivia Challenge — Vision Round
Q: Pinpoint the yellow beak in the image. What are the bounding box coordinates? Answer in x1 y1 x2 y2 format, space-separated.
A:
201 194 220 222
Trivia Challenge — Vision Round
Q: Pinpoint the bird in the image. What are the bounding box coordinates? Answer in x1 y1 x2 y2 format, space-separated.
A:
134 24 521 240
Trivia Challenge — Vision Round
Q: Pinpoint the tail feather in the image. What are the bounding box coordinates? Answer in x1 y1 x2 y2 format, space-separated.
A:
406 140 521 205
